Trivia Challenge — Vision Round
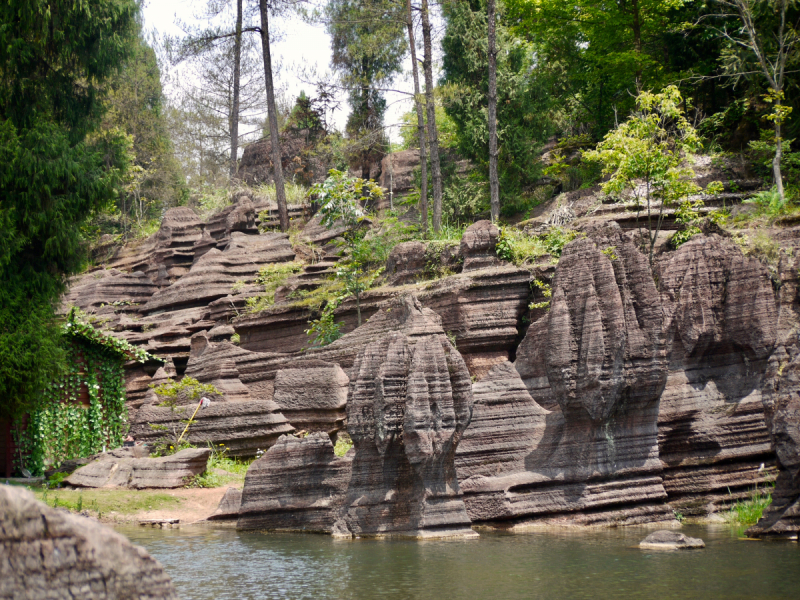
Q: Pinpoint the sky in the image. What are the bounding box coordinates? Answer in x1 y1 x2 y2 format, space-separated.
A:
140 0 419 143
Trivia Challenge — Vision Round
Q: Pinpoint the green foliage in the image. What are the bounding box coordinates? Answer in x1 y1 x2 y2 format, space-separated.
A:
749 130 800 187
399 100 459 150
244 261 304 313
17 336 131 476
333 433 354 457
64 307 155 364
441 0 551 201
324 0 406 175
601 246 619 261
528 278 553 311
150 377 221 407
726 484 774 528
0 0 139 421
311 169 383 234
47 472 70 489
305 303 344 348
583 86 704 264
496 226 582 266
748 186 797 217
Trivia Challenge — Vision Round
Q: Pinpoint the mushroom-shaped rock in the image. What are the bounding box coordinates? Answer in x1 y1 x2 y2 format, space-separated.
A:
332 330 476 538
460 220 501 271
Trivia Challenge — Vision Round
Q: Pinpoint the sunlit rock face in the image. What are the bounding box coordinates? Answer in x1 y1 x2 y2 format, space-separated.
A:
0 485 178 600
460 226 673 526
748 250 800 538
237 433 352 533
332 328 475 538
657 235 779 516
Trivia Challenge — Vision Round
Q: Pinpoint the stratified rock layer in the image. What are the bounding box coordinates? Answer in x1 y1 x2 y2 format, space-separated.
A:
748 250 800 538
464 228 673 525
273 361 349 435
65 448 210 489
658 235 778 516
237 433 351 532
131 401 293 457
0 485 178 599
333 327 476 538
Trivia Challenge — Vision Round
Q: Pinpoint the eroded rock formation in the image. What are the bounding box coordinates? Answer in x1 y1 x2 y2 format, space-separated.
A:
65 448 210 489
657 235 779 516
237 433 351 532
0 485 178 599
332 328 476 538
273 360 349 435
462 227 673 525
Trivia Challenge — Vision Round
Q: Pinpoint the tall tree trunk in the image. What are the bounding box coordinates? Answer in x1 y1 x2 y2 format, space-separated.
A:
259 0 289 231
230 0 243 178
420 0 442 233
631 0 642 89
774 98 785 200
406 0 428 234
487 0 500 222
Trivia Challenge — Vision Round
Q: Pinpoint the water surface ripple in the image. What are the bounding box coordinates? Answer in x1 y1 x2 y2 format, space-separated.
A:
119 525 800 600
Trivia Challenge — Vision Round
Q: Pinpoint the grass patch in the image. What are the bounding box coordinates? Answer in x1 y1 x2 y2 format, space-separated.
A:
30 487 184 517
333 433 353 457
253 182 309 205
726 484 774 527
191 443 255 488
244 260 305 313
496 226 583 266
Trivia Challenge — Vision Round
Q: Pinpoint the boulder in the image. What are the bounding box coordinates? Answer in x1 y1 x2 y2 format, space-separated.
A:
639 530 705 549
65 447 210 489
237 433 351 532
131 401 293 458
0 485 178 599
208 487 243 521
272 360 349 435
332 329 477 538
460 220 502 271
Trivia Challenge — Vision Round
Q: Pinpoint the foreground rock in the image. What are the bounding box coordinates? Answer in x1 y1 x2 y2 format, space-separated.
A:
0 485 178 599
66 447 210 489
237 433 351 532
639 530 705 550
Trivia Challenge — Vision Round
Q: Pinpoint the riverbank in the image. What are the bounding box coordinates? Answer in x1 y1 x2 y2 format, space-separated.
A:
12 483 237 525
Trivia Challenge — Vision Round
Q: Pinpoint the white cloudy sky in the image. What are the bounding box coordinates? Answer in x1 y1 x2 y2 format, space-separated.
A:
140 0 421 142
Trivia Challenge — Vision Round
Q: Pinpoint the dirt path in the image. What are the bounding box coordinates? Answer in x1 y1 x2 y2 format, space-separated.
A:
128 485 234 525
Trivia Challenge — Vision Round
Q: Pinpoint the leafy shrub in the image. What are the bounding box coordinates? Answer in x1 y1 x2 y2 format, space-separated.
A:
496 226 582 266
245 261 304 313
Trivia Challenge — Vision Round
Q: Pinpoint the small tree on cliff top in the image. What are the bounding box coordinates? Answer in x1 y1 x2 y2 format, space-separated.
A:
310 170 384 331
583 86 715 267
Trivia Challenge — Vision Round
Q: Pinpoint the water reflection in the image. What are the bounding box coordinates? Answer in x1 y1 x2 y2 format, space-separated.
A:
118 525 800 600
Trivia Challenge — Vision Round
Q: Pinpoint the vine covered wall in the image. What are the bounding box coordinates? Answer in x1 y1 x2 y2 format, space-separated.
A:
14 311 155 475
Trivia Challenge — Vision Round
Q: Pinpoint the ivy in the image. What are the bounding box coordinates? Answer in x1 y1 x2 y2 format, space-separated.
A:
14 310 157 475
16 338 131 475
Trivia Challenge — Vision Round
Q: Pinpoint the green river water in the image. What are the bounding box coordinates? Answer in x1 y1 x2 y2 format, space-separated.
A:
119 524 800 600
